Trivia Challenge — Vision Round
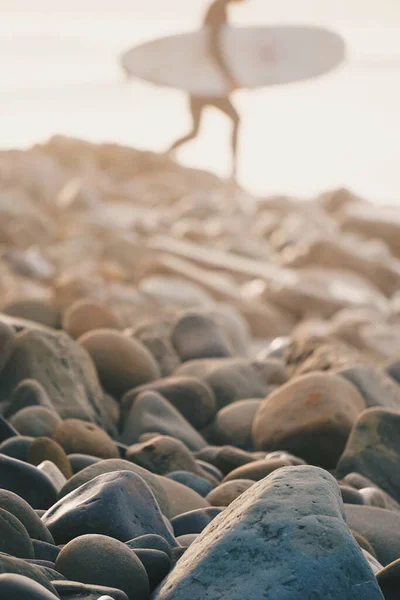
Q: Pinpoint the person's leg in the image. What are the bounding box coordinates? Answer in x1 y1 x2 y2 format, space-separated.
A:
167 96 204 153
214 97 240 179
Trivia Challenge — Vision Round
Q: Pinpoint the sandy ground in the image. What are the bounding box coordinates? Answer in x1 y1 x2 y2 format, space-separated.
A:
1 0 400 201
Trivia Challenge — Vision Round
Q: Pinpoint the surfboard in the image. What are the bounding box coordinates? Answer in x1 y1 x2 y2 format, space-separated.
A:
120 25 346 97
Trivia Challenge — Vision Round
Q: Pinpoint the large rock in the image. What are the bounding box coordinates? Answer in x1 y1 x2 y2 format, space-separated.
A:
252 372 365 467
0 329 113 433
119 391 207 451
42 470 178 546
153 466 383 600
337 408 400 502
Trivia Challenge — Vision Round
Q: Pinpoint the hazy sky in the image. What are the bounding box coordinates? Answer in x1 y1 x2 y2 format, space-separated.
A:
1 0 400 201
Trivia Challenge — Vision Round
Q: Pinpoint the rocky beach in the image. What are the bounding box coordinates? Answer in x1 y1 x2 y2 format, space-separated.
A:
1 135 400 598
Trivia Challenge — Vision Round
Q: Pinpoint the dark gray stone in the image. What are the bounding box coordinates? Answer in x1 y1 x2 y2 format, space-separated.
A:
0 574 59 600
53 579 129 600
336 365 400 410
345 504 400 566
0 553 59 594
153 465 384 600
42 470 178 546
171 507 222 537
336 408 400 502
166 471 214 498
0 454 58 510
58 458 169 516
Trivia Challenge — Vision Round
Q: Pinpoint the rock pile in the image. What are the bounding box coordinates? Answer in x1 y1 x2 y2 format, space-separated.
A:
1 135 400 598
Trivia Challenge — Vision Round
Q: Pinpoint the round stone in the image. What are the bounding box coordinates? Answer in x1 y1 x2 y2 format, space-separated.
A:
78 329 160 398
9 407 62 438
52 419 119 459
55 534 149 600
0 507 34 558
62 299 123 340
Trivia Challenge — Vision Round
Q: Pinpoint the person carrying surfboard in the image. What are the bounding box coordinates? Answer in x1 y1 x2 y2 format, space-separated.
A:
167 0 245 179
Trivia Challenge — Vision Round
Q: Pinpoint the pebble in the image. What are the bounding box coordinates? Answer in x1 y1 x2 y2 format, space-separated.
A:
52 419 119 460
9 406 62 438
340 484 365 505
122 376 216 430
136 333 180 378
42 470 178 546
2 299 60 329
126 534 171 557
55 534 149 600
37 461 67 492
4 379 54 419
0 435 33 461
58 458 170 517
171 507 222 537
337 408 400 502
209 399 262 449
222 457 294 482
345 504 400 566
53 580 129 599
175 533 199 547
165 471 214 497
126 436 213 483
0 320 16 374
175 358 269 410
0 415 18 444
78 329 160 398
0 489 54 543
336 365 400 410
132 548 171 591
153 465 383 600
0 507 34 558
252 372 365 467
0 553 59 594
160 476 210 519
62 299 122 340
206 480 255 506
68 453 102 474
0 573 59 600
0 453 58 510
32 541 60 563
28 437 73 479
171 311 232 361
120 391 207 452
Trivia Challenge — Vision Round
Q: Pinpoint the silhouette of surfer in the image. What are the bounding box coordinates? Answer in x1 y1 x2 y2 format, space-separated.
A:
167 0 245 179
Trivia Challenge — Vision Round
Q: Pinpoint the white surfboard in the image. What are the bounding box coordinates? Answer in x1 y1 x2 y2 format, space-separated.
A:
120 25 346 97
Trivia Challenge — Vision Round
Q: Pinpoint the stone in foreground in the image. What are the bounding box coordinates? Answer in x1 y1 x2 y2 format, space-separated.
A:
153 466 383 600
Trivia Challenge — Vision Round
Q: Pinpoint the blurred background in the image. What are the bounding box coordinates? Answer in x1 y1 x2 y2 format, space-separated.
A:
1 0 400 201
